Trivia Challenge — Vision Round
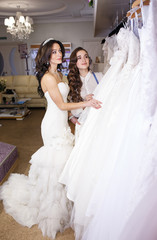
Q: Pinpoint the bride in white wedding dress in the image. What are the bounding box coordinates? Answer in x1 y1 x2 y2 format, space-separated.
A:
0 39 102 239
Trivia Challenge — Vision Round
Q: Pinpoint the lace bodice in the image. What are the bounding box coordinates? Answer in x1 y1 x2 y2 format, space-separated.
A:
102 35 118 74
127 30 140 67
109 28 130 66
116 28 130 52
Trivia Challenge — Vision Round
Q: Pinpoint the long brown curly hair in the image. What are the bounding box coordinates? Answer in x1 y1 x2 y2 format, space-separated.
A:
68 47 90 102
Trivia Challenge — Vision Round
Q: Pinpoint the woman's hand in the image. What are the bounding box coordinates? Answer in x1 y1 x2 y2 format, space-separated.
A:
85 98 102 109
84 94 94 101
70 116 81 125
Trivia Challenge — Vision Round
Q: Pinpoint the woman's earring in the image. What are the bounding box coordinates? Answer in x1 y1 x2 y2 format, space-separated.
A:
47 61 49 65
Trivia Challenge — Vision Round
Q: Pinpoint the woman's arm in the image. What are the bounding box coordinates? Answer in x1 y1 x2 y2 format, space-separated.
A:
42 74 102 111
68 111 81 125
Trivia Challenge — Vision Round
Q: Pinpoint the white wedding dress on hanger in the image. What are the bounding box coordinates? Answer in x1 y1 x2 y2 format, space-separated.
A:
82 1 157 240
60 27 141 240
119 1 157 239
102 35 118 74
0 82 74 239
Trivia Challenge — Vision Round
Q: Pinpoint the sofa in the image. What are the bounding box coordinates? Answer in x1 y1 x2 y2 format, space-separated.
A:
3 75 68 108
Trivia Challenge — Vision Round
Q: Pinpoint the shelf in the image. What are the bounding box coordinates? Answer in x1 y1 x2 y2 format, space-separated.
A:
92 63 104 72
0 108 31 120
62 42 71 76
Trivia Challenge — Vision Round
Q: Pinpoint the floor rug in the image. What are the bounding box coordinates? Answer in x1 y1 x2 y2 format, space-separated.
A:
0 141 18 184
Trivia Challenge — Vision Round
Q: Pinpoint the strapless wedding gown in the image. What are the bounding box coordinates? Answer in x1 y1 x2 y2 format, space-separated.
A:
0 82 74 239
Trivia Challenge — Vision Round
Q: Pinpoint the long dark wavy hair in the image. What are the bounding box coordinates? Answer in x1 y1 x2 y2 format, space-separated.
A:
35 39 65 97
68 47 90 102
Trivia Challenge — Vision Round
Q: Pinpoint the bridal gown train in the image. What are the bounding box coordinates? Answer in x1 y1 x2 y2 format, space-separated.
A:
0 82 74 239
59 27 141 239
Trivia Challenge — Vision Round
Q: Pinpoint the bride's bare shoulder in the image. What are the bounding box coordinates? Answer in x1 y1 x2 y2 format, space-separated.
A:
42 72 57 87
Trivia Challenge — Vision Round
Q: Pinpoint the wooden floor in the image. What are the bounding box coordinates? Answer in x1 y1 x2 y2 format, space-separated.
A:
0 108 75 240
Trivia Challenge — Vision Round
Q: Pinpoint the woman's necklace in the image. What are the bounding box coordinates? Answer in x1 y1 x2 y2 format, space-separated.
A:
50 70 58 74
49 69 62 82
49 70 60 78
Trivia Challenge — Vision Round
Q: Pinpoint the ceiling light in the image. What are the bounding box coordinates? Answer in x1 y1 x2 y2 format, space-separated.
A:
4 9 34 41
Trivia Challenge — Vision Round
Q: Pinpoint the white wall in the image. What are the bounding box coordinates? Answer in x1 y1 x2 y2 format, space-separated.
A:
0 44 26 75
0 21 103 75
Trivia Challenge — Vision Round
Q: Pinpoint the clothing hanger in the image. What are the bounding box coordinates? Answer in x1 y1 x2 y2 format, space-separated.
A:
107 17 127 38
108 20 126 37
126 0 150 19
101 39 106 44
101 17 127 43
126 7 141 19
132 0 150 8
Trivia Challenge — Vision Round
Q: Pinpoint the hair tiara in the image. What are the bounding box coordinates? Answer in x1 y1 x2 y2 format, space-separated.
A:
42 38 54 46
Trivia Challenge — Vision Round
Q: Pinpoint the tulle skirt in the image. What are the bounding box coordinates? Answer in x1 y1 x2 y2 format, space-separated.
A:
0 143 73 239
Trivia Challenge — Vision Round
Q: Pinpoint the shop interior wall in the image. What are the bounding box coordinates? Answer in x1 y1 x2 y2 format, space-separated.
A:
0 21 103 76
